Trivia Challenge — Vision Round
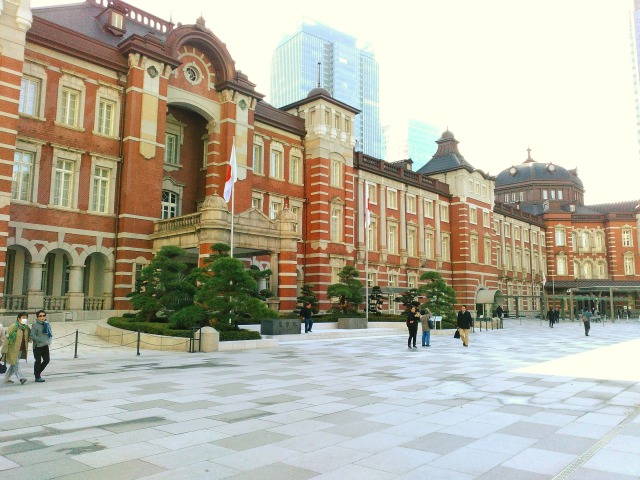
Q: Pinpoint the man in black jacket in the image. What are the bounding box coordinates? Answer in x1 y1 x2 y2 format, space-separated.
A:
457 305 473 347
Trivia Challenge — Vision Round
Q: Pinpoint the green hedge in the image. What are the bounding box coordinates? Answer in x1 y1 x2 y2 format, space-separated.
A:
107 317 260 341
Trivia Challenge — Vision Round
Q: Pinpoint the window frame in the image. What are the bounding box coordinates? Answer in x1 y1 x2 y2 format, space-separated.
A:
88 155 118 214
253 138 264 175
269 143 285 180
49 148 81 210
94 86 121 138
56 74 86 130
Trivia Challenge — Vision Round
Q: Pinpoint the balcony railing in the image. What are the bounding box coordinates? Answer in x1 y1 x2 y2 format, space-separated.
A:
43 296 68 311
155 212 201 232
84 297 105 311
2 295 27 310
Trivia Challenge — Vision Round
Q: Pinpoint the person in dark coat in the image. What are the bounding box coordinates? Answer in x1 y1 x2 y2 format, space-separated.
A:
406 306 420 349
547 308 554 328
456 305 473 347
300 302 313 333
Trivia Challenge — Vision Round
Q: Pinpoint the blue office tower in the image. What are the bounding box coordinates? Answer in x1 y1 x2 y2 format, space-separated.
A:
271 20 382 158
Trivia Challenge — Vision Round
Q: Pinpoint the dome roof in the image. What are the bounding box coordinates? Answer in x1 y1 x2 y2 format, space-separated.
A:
307 87 332 98
495 160 583 188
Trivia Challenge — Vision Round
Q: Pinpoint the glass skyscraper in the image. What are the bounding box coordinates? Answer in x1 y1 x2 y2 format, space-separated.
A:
271 20 382 158
383 119 440 170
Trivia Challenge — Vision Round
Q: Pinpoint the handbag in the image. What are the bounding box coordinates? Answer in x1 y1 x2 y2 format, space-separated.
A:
428 319 435 329
453 329 460 339
0 354 6 374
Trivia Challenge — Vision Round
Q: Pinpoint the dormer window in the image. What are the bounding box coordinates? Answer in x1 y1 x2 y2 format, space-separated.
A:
111 11 124 30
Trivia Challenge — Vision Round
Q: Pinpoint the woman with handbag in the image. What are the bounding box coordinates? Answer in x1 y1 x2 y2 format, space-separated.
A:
1 312 30 384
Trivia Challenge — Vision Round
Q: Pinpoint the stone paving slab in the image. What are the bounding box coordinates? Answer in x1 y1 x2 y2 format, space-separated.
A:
1 319 639 479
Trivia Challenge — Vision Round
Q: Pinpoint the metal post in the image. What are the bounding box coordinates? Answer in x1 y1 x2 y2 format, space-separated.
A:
74 329 79 358
136 330 141 356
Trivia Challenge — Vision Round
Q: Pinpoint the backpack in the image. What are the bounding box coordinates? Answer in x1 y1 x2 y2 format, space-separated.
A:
428 318 435 329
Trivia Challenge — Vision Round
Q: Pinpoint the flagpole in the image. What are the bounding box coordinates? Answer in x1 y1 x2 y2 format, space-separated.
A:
364 182 369 322
230 137 236 258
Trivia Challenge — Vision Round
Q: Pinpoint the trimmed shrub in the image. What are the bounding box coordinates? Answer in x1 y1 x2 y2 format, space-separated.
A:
170 305 206 330
220 330 261 341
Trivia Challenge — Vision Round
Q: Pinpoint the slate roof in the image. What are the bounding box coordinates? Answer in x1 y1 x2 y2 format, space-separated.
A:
33 1 172 47
585 201 640 214
417 130 489 178
495 160 583 188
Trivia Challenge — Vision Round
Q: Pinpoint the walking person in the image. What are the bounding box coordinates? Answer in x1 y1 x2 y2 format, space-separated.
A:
457 305 473 347
420 308 432 347
582 308 592 336
554 306 561 325
1 312 30 385
547 307 554 328
31 310 53 382
300 302 313 333
406 306 419 349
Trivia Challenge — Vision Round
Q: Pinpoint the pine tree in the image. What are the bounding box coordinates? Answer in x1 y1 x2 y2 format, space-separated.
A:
419 271 457 322
297 284 319 314
326 265 363 314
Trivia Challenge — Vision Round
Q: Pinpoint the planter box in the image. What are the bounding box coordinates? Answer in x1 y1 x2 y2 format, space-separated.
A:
338 317 368 329
260 318 301 335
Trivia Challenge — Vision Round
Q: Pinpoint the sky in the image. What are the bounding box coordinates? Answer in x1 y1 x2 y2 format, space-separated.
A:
31 0 640 205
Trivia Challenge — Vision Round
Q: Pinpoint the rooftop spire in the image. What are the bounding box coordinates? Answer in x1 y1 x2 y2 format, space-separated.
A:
317 62 321 87
524 146 535 163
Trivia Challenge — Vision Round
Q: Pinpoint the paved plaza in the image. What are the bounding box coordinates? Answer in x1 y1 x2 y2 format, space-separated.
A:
1 318 640 479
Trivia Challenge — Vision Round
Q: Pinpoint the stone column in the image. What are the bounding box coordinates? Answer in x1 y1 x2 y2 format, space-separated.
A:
67 265 85 310
27 262 44 309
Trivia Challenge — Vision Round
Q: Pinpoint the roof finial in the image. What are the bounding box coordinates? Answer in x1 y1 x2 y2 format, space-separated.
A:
317 62 321 87
525 146 534 163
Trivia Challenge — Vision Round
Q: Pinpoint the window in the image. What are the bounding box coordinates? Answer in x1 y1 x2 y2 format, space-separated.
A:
470 236 478 263
441 233 450 261
504 194 509 203
12 150 34 202
581 231 590 250
290 154 302 184
367 272 376 287
425 231 434 259
556 255 567 275
440 204 449 222
515 248 521 270
53 159 74 207
624 255 635 275
484 239 492 265
251 195 262 211
387 189 398 209
407 227 416 256
330 157 342 187
270 200 282 220
481 184 487 197
524 252 530 272
331 206 342 242
532 232 537 245
368 219 377 250
583 262 593 279
290 205 302 234
95 86 120 137
523 229 529 243
596 261 606 279
469 207 477 224
388 273 399 287
505 247 512 269
90 166 110 213
543 190 548 200
110 11 124 29
253 140 264 175
504 224 511 238
483 211 490 227
496 246 502 269
622 228 633 247
388 223 398 254
161 190 178 219
514 227 520 240
512 193 516 202
334 113 340 129
19 76 41 116
164 133 179 165
594 231 604 251
344 118 351 134
533 254 538 273
309 110 316 126
270 147 284 179
555 227 566 246
60 87 80 127
367 183 377 204
406 195 416 214
557 190 563 200
424 199 433 218
519 192 524 202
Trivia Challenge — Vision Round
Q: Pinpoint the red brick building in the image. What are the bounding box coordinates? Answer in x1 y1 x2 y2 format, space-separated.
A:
0 0 638 320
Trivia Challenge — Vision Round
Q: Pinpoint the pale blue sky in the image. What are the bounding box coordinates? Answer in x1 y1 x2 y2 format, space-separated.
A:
31 0 639 204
